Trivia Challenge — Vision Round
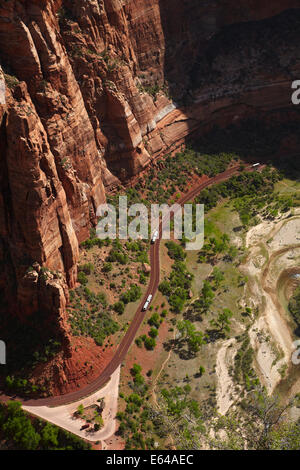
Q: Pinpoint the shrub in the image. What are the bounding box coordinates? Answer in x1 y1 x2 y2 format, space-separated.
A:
77 271 88 285
114 301 125 314
144 337 156 350
149 328 158 338
78 263 94 275
4 73 19 89
165 241 186 261
289 286 300 326
120 284 142 304
130 364 142 376
148 313 160 329
135 337 143 348
102 262 112 273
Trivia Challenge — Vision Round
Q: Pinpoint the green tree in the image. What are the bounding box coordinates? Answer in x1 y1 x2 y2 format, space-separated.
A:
212 267 224 288
144 337 156 350
177 320 206 354
77 404 84 416
210 308 233 335
3 415 40 450
149 327 158 338
41 422 59 448
130 363 142 377
114 300 125 314
200 280 215 311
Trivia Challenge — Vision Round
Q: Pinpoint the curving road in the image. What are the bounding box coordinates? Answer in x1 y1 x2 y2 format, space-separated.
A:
1 163 255 407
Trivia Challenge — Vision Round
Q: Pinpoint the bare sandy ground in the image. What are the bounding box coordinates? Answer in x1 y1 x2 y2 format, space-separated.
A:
269 217 300 249
244 215 300 393
216 338 238 415
23 366 120 444
215 212 300 413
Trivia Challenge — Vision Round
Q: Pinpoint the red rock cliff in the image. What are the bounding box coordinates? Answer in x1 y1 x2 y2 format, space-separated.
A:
0 0 299 368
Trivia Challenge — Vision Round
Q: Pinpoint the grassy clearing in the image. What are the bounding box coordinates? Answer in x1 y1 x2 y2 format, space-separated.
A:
274 178 300 196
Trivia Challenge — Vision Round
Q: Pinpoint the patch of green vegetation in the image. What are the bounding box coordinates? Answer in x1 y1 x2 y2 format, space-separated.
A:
107 148 237 208
159 259 193 313
0 401 91 450
288 285 300 329
78 263 94 275
197 230 232 264
144 336 156 350
80 236 107 249
194 167 287 226
113 300 125 315
148 312 161 329
137 82 162 100
234 332 259 391
120 284 142 305
68 286 118 346
107 242 129 264
177 320 207 356
209 308 233 336
4 73 19 89
70 45 85 58
116 365 157 450
77 271 88 285
165 241 186 261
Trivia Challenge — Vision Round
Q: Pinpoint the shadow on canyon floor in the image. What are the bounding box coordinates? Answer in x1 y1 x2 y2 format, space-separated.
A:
189 118 300 181
158 4 300 182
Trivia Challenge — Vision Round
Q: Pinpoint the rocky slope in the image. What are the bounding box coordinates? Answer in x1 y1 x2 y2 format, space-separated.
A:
0 0 300 392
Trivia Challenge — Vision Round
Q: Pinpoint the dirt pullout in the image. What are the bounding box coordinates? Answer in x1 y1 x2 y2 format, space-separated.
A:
216 338 238 415
24 366 121 444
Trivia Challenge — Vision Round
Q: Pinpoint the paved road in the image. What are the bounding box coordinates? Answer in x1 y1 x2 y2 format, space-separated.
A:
0 163 255 407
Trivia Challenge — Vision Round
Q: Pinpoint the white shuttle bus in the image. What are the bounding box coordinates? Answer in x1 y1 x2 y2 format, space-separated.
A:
142 294 153 311
151 230 159 244
252 163 260 168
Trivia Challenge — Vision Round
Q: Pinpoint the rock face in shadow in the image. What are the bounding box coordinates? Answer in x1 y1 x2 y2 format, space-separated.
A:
0 0 299 383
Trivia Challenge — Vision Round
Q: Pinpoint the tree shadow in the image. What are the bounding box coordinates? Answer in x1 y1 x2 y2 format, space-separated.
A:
183 307 204 323
163 338 197 360
205 328 225 343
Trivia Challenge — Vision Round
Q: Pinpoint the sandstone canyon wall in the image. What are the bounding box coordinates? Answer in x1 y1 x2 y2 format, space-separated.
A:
0 0 299 373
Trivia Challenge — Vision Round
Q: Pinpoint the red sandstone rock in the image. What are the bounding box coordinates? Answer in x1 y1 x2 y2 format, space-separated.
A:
0 0 299 391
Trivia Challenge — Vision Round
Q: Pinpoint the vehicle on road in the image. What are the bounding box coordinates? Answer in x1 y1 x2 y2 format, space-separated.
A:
142 294 153 311
252 163 260 167
151 230 159 244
